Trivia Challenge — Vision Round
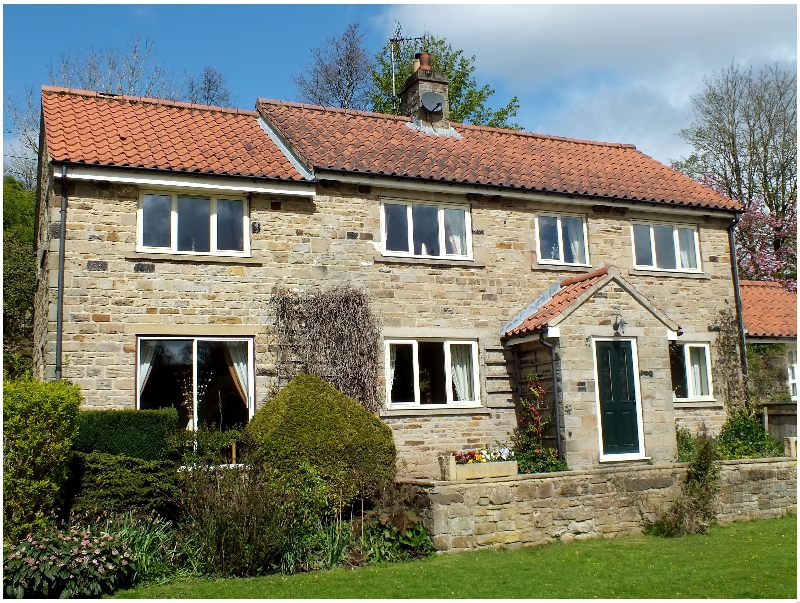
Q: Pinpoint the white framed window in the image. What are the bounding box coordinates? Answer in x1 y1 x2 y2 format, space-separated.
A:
669 342 713 400
137 192 250 256
631 222 700 271
385 339 480 408
137 336 254 431
380 199 472 259
535 213 589 265
788 349 797 401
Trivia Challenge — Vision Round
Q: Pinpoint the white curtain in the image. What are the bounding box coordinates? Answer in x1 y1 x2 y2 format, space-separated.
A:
562 217 586 264
226 341 250 405
388 345 397 401
444 209 466 255
138 340 156 396
450 344 475 401
678 228 697 269
689 347 709 397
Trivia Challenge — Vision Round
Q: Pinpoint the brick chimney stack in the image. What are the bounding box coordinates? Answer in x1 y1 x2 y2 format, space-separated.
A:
399 52 451 130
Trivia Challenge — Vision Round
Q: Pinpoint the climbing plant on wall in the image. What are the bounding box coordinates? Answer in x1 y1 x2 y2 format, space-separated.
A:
270 286 381 412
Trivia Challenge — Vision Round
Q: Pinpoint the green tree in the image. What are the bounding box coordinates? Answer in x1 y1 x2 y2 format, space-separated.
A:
371 27 521 129
3 176 36 373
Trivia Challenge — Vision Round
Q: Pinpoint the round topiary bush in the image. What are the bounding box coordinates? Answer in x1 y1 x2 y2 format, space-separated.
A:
245 374 396 508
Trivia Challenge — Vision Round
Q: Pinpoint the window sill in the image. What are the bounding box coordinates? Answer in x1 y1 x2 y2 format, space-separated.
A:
374 255 485 268
673 399 722 408
531 262 592 273
381 406 490 417
126 253 262 265
628 268 709 279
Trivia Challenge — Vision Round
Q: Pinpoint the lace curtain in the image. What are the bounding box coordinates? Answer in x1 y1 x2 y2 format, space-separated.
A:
450 344 474 402
689 347 709 397
138 341 156 396
444 209 466 255
223 341 249 405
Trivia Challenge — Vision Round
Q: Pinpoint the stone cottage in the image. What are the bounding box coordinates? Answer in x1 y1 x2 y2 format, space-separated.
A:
34 63 744 478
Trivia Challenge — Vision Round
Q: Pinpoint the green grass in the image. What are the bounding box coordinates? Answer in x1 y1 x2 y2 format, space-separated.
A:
112 514 796 599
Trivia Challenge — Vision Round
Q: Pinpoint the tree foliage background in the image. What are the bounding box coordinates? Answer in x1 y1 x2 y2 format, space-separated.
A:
672 63 797 290
4 36 235 188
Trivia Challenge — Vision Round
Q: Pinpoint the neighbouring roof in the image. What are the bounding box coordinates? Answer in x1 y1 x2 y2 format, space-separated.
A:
502 265 680 338
256 98 740 211
41 86 305 181
739 281 797 338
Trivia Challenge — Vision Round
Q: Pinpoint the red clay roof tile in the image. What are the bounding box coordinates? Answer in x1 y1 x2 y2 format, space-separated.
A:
740 281 797 338
42 87 304 181
506 267 611 337
257 99 739 211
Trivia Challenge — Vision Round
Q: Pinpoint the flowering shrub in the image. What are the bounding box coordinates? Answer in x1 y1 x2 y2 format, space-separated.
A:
454 445 514 465
3 524 136 598
510 374 569 473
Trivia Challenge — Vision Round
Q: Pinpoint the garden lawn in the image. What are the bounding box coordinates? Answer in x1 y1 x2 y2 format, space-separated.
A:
113 514 796 599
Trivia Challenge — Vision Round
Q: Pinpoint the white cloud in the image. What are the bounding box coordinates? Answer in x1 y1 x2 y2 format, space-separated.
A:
374 4 797 164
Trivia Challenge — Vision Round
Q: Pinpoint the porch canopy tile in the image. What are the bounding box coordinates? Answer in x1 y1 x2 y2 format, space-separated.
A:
502 265 680 339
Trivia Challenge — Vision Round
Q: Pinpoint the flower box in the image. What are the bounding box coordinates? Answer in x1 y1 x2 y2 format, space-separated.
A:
439 455 518 481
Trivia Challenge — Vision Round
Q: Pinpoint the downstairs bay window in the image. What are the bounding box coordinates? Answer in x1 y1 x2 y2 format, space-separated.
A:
385 340 480 407
137 337 254 430
138 192 249 256
381 200 471 259
669 342 713 401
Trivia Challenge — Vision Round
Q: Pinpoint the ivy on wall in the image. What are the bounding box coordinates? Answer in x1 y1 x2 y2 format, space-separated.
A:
270 286 381 413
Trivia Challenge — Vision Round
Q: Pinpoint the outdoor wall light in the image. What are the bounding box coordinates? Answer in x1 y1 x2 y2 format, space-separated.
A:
613 314 627 335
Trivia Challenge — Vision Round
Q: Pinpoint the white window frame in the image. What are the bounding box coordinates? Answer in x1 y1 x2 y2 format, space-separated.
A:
671 342 715 402
379 199 473 260
788 347 797 402
534 213 590 266
384 339 481 409
137 191 251 257
630 222 701 272
590 337 647 462
136 336 255 430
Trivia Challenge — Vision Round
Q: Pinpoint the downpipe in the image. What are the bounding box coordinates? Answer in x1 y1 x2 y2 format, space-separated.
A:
55 165 67 380
728 213 749 405
539 330 563 460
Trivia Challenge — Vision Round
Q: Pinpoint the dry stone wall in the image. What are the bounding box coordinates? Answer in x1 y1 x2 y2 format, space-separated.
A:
403 458 796 552
35 175 739 477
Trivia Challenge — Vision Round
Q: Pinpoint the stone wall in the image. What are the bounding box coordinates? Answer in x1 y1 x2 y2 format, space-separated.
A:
34 173 740 477
402 458 796 552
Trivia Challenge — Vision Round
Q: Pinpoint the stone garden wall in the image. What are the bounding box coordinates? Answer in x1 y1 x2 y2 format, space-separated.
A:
401 458 796 552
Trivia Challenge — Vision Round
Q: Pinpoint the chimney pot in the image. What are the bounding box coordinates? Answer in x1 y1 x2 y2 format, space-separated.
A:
419 52 432 71
412 52 421 73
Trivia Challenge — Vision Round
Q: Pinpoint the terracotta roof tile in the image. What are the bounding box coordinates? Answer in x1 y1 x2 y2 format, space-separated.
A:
257 99 739 211
740 281 797 338
42 87 304 181
506 267 611 337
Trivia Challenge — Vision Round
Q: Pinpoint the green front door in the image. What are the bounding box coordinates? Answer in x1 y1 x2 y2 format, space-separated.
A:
595 340 640 455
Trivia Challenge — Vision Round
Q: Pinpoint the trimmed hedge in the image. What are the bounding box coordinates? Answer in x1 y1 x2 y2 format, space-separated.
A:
64 452 181 519
246 374 396 509
3 379 81 540
72 408 179 461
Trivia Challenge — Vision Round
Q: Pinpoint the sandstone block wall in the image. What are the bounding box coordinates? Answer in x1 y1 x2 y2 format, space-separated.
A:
402 458 796 552
34 174 739 478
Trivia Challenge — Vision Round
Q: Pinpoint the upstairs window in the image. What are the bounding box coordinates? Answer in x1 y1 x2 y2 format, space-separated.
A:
385 339 480 407
632 223 699 271
788 350 797 401
669 342 713 400
381 200 471 259
138 193 249 256
536 214 589 265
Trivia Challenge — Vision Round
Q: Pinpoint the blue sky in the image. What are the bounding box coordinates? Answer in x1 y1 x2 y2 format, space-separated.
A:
3 4 797 166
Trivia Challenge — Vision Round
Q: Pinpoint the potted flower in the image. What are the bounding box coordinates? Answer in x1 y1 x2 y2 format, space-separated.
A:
439 444 518 480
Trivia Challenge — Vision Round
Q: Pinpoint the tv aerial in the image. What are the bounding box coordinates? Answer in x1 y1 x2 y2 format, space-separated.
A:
389 34 425 104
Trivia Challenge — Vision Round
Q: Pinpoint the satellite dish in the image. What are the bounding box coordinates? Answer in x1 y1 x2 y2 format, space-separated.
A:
421 91 445 113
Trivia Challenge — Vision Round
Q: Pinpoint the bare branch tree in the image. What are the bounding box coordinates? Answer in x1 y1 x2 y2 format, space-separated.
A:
672 63 797 220
183 65 236 107
292 23 375 110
